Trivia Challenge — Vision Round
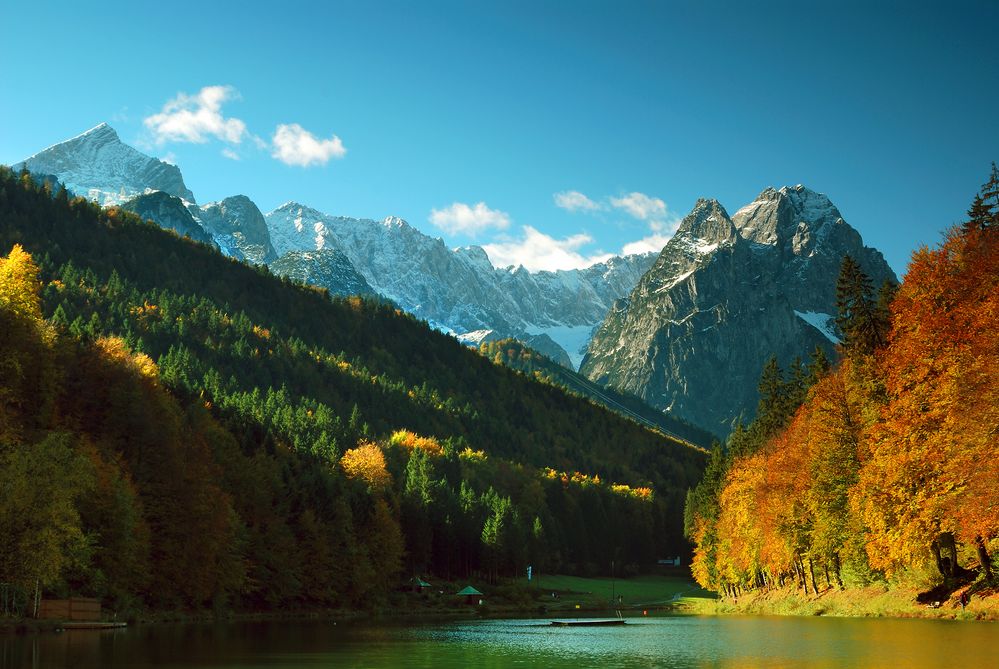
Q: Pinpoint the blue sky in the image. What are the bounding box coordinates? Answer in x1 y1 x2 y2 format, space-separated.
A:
3 0 997 275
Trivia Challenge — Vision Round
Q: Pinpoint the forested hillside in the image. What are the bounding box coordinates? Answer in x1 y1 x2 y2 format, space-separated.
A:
684 167 999 600
0 167 704 615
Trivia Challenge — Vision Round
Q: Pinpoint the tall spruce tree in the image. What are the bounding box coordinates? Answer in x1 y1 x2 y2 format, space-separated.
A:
981 162 999 227
966 162 999 231
835 255 887 355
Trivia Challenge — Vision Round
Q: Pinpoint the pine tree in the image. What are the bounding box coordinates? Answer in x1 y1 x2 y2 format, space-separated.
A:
751 356 788 442
835 255 886 355
808 345 831 384
966 193 992 231
980 162 999 227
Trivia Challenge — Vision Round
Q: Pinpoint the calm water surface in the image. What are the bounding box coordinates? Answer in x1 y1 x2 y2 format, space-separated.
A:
2 615 995 668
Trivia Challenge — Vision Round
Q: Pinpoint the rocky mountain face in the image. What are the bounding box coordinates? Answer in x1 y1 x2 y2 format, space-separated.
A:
270 249 376 298
192 196 277 264
121 191 215 246
581 186 897 435
265 202 656 366
16 123 195 205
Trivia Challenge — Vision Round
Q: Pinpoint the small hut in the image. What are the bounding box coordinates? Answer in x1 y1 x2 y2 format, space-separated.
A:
456 585 483 605
410 577 432 593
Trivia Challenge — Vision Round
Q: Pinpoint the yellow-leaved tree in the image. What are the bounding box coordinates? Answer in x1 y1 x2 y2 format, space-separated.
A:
0 244 57 441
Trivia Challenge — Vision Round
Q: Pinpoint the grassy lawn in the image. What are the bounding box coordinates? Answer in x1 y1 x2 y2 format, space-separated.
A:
530 572 713 607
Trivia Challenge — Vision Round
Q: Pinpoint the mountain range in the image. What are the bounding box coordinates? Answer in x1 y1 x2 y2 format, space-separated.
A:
17 124 653 368
15 123 897 436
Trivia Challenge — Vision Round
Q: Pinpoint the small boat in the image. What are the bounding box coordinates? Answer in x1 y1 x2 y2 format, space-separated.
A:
550 619 626 626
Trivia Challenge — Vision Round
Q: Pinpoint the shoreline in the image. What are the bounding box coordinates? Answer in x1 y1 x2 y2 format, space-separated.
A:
676 583 999 622
6 577 995 634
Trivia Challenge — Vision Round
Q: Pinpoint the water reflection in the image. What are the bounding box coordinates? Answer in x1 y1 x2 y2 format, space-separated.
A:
0 615 993 668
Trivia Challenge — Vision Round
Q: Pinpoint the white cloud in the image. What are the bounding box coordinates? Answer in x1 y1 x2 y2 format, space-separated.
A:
554 190 602 213
482 226 612 272
621 233 673 256
610 191 668 223
429 202 511 236
159 152 177 165
271 123 347 167
221 147 241 161
144 85 247 145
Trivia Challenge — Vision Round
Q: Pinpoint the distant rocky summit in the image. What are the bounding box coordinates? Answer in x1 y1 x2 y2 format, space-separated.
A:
193 195 277 264
17 123 195 205
581 186 897 435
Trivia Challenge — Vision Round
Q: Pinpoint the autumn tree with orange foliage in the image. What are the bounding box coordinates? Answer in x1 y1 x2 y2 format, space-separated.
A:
858 211 998 580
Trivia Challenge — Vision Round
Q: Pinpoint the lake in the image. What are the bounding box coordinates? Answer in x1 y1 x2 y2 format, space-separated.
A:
2 615 995 668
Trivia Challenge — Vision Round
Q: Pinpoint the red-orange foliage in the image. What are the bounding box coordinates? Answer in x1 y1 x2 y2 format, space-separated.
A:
863 225 999 559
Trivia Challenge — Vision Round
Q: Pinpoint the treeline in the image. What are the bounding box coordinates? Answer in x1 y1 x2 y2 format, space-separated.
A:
479 338 717 448
0 167 705 614
684 166 999 597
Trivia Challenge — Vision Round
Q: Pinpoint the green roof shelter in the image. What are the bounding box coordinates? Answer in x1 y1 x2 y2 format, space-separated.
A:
456 585 483 604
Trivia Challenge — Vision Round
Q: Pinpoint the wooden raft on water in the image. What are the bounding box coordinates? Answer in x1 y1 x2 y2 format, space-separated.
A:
549 619 626 627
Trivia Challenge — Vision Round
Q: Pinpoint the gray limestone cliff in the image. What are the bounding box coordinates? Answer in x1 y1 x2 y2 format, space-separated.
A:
580 186 897 435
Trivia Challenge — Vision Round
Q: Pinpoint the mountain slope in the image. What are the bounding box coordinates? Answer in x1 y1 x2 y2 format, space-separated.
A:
0 169 709 611
581 186 897 434
0 163 704 515
16 123 195 205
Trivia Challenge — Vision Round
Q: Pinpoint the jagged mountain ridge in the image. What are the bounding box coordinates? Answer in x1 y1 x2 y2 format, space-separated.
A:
581 186 897 435
16 123 196 205
265 202 657 366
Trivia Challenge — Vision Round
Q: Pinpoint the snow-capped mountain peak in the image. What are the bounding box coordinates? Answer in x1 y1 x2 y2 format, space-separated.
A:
16 122 196 206
732 184 844 247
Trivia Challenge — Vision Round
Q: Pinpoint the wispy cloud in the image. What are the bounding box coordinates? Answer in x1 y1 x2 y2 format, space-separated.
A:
429 202 511 236
271 123 347 167
221 147 241 161
554 190 602 213
483 226 612 272
144 85 247 145
610 191 668 224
